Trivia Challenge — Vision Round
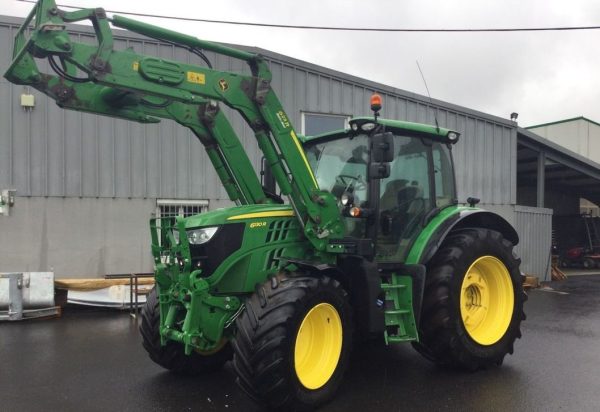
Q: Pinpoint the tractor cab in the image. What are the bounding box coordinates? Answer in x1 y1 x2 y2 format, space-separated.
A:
303 116 460 261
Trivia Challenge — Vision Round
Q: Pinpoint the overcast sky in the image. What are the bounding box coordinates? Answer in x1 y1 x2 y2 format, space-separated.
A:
3 0 600 126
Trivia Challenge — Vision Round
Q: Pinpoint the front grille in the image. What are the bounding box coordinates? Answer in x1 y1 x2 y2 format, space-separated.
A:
265 248 285 270
265 219 296 243
189 223 245 277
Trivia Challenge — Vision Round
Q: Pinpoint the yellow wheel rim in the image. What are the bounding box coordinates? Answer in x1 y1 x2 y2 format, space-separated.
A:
294 303 343 390
460 256 514 345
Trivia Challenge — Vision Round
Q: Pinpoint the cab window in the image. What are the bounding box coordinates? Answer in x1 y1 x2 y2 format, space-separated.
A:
432 142 456 208
377 136 433 259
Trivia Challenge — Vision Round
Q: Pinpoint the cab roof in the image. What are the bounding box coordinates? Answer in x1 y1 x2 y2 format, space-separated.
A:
299 117 459 144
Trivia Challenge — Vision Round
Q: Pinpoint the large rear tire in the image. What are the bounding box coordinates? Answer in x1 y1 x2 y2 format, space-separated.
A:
413 228 526 370
140 288 232 374
232 274 353 411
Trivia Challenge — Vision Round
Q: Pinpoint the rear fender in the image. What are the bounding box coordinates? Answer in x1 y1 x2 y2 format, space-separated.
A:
414 209 519 265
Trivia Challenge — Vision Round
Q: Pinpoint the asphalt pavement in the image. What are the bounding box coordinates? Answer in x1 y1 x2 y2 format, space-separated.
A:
1 275 600 412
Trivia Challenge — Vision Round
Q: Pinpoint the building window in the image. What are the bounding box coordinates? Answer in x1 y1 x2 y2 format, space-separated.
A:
302 113 350 136
156 199 209 218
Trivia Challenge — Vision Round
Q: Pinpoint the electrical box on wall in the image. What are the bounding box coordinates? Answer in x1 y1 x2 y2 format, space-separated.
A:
0 189 16 216
20 93 35 108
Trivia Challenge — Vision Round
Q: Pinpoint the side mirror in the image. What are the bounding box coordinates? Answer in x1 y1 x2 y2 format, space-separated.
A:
369 162 390 179
371 132 394 163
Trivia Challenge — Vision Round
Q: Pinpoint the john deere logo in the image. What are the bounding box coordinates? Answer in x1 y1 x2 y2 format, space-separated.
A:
219 79 229 92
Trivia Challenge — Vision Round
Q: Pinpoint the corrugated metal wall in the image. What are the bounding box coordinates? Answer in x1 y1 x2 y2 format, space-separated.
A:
514 205 553 280
0 16 516 207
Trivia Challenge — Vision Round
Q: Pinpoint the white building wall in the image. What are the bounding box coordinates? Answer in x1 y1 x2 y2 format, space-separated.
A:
529 118 600 164
0 197 156 277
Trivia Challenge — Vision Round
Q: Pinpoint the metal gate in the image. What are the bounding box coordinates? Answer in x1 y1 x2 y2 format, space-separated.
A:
514 205 553 281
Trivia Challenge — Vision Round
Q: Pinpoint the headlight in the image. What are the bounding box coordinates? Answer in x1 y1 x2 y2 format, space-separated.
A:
187 227 219 245
361 122 376 132
447 131 460 143
341 192 354 206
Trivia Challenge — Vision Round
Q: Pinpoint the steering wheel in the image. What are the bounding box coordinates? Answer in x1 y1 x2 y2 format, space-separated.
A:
335 174 366 192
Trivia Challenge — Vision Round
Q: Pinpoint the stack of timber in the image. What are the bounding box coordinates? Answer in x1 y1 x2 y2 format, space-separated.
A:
523 275 540 290
55 276 154 308
551 255 567 281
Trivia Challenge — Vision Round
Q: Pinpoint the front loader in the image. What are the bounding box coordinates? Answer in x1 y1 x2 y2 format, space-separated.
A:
5 1 527 410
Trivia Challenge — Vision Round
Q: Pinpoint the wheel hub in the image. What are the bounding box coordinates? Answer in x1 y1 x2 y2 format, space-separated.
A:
460 256 514 345
294 303 343 390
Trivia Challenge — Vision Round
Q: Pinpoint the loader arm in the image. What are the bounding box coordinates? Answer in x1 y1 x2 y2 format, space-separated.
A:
4 0 345 252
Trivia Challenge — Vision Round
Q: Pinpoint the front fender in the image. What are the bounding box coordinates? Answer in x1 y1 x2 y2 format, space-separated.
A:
406 207 519 265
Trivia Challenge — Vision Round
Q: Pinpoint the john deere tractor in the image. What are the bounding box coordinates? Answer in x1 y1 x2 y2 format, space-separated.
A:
5 1 526 410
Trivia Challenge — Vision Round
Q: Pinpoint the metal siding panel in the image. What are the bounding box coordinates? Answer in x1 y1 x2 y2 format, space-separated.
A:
473 120 484 200
417 103 427 124
46 97 64 196
128 122 144 198
464 117 478 200
11 88 29 196
342 83 353 115
407 101 417 122
397 98 407 121
447 112 457 131
384 94 395 121
491 125 502 204
80 113 96 197
510 128 518 204
63 109 80 197
29 90 46 196
514 206 553 280
174 123 189 199
114 118 130 197
434 108 447 128
319 76 330 113
505 127 515 205
331 80 342 114
96 116 114 197
484 122 494 203
353 86 365 116
159 120 176 199
293 69 306 126
271 62 283 107
307 73 319 111
0 25 14 74
188 133 205 199
502 128 511 204
145 122 160 198
282 65 296 115
114 38 128 52
0 82 13 189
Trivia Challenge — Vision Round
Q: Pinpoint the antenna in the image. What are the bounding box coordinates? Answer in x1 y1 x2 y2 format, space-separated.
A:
416 60 440 133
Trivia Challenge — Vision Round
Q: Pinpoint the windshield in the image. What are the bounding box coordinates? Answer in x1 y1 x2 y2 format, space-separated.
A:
305 134 369 237
305 134 369 207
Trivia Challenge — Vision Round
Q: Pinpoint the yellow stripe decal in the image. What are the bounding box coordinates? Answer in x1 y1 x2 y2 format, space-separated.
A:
227 210 295 221
290 130 319 189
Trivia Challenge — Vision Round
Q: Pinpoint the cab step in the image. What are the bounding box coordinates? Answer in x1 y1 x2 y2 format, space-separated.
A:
381 272 419 344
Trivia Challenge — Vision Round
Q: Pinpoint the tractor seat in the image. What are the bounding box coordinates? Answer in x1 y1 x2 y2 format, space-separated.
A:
380 179 409 212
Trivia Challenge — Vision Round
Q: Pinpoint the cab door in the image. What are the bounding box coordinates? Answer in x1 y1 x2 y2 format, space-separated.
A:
376 135 435 261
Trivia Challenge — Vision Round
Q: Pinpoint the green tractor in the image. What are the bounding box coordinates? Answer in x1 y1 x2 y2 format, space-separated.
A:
5 1 526 410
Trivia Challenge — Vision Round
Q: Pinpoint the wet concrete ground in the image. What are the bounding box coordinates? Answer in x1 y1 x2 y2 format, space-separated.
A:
2 275 600 412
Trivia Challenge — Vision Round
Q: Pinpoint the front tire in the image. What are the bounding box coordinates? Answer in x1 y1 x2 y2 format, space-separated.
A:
413 229 526 370
232 274 353 411
140 288 232 374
